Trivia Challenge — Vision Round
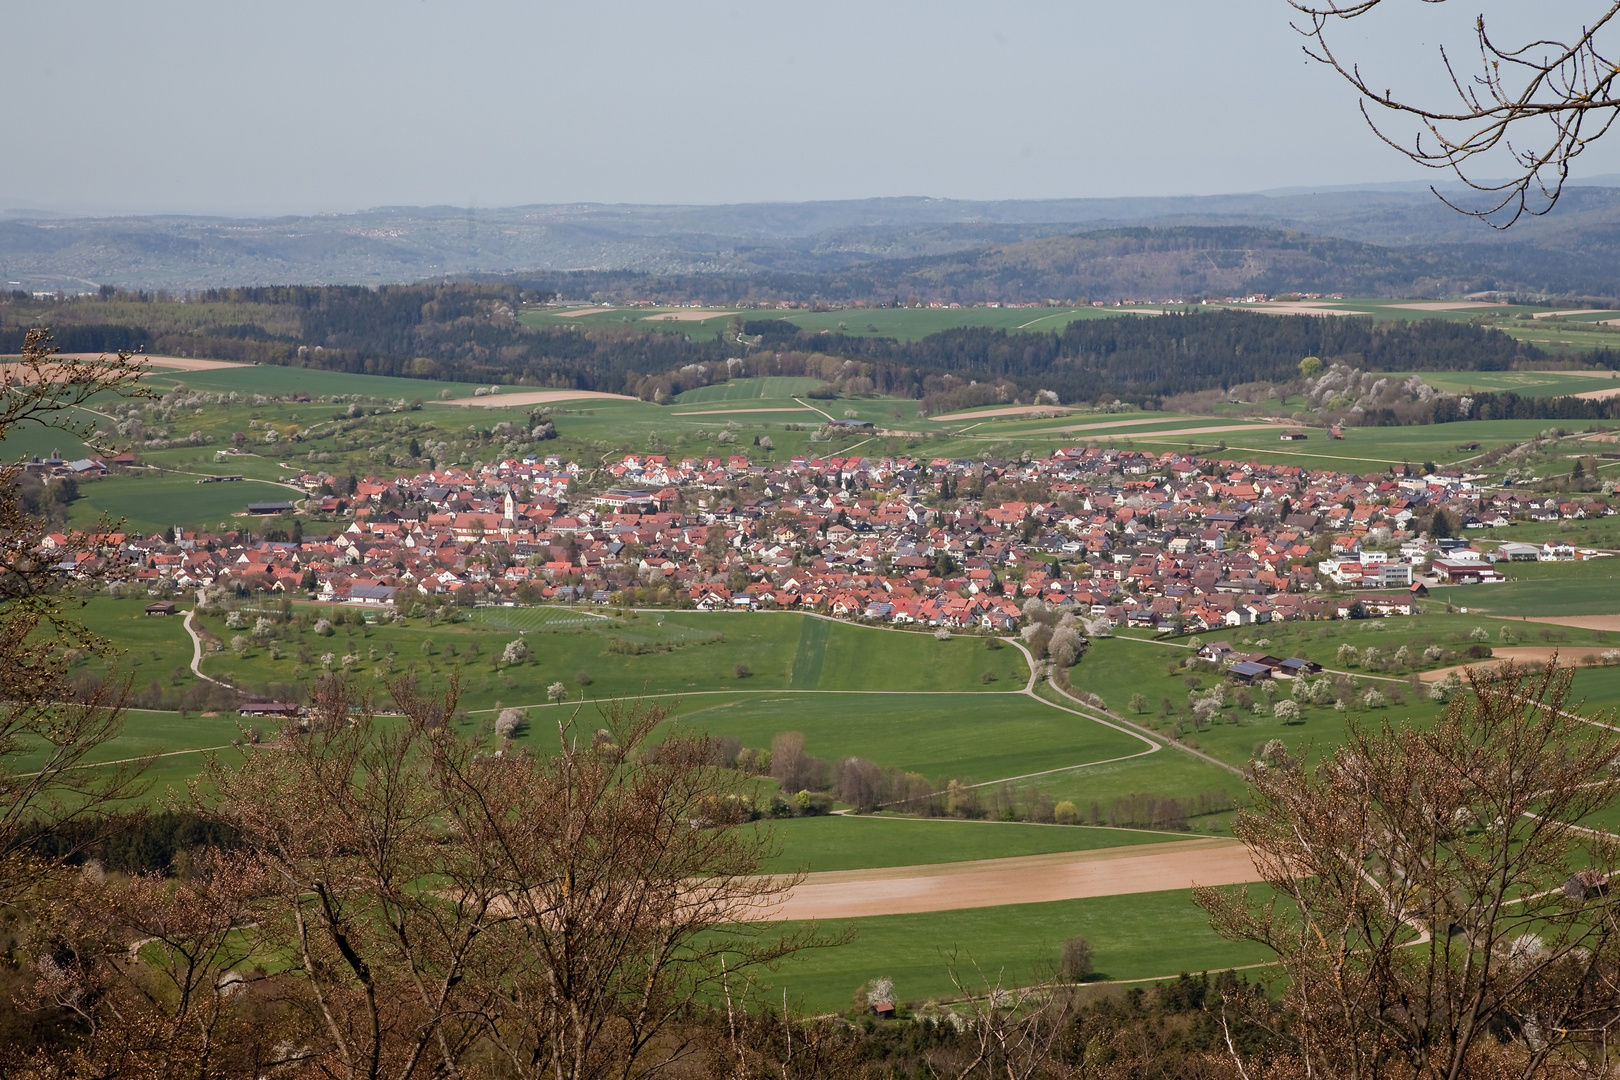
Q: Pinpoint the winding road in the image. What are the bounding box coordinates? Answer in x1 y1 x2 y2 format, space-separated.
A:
183 608 230 687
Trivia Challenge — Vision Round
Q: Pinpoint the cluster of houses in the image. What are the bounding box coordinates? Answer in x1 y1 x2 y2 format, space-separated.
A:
55 446 1612 633
22 448 137 478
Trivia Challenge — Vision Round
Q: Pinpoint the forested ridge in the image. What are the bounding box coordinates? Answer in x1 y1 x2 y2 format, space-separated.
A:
4 285 1613 416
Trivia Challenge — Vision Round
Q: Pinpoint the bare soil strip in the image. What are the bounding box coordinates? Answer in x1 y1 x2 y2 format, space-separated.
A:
641 310 737 322
1417 646 1582 683
1512 615 1620 633
1248 303 1370 316
12 353 245 372
549 307 616 317
932 405 1075 421
1573 386 1620 401
1533 309 1620 319
1389 301 1504 311
433 389 640 407
1019 421 1281 439
751 838 1259 920
977 415 1257 436
671 407 815 416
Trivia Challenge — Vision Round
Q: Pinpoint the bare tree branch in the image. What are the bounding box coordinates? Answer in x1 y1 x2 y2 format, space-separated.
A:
1290 1 1620 226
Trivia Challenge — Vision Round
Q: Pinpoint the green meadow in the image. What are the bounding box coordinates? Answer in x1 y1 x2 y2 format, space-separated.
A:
760 888 1274 1012
759 814 1182 874
1387 369 1620 398
776 304 1154 342
141 363 479 401
200 609 1017 706
67 473 303 535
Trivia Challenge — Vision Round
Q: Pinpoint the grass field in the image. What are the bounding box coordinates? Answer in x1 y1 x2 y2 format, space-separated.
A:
1385 370 1620 398
672 378 827 403
0 412 99 462
75 596 199 678
776 305 1155 343
9 708 248 801
200 609 1019 708
760 887 1273 1012
66 473 303 534
1118 418 1573 471
629 691 1145 788
518 308 736 336
1437 558 1620 618
759 814 1183 874
141 364 479 400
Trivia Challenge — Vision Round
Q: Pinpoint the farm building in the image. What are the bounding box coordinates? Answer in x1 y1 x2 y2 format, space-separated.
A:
239 702 300 718
1430 558 1504 584
1278 430 1307 441
144 600 177 616
247 501 295 515
1228 660 1272 684
345 583 398 605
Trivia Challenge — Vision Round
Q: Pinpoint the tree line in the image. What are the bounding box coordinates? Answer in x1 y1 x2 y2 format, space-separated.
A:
11 286 1620 419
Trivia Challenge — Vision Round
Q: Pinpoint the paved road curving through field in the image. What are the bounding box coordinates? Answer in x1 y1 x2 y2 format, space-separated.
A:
751 838 1260 920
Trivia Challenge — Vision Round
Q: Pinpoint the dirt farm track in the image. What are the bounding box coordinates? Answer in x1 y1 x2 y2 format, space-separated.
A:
753 838 1261 921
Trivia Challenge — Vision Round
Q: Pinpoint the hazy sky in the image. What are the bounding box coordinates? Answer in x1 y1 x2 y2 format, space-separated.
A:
8 0 1616 216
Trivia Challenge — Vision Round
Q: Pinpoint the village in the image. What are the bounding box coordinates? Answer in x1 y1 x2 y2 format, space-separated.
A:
51 444 1613 637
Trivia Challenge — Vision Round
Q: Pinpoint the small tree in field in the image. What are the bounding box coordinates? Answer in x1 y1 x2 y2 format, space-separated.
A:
1059 936 1094 981
1129 692 1149 714
501 638 531 665
494 707 527 739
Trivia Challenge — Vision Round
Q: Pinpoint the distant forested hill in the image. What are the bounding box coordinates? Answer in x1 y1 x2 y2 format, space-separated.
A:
8 192 1620 299
816 227 1495 304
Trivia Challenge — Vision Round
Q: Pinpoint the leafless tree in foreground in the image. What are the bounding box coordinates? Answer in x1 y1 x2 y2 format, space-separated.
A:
193 676 816 1080
19 850 299 1079
428 695 823 1080
941 955 1075 1080
0 328 150 906
1198 660 1620 1079
1290 1 1620 226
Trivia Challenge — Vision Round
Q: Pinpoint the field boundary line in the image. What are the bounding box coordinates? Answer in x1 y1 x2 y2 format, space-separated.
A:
15 743 239 779
791 397 837 422
1047 676 1244 778
464 687 1033 714
824 812 1203 841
